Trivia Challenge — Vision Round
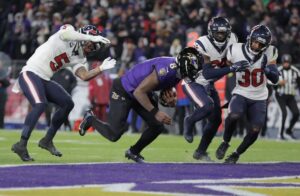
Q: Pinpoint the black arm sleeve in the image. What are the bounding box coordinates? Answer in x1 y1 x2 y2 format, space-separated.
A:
202 63 231 80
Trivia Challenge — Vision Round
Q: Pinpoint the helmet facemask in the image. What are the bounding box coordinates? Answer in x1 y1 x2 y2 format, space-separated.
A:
247 25 272 55
208 17 232 48
78 25 105 56
176 47 203 81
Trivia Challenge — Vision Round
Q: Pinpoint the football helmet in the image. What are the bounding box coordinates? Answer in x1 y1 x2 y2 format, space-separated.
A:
281 54 292 63
208 16 232 47
247 25 272 55
176 47 203 81
78 25 105 55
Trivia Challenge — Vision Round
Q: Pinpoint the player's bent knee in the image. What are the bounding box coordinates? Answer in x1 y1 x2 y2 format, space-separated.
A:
34 102 47 113
65 99 75 111
109 134 122 142
229 112 242 120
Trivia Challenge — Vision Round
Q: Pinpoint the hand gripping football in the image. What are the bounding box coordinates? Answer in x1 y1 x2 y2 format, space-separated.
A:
159 88 177 107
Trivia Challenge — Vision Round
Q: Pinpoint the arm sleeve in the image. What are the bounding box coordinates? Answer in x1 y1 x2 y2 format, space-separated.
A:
265 64 279 84
58 24 94 42
202 63 231 80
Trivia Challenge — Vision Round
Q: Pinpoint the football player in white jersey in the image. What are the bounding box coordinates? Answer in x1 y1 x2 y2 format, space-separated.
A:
182 16 249 161
213 25 280 163
11 24 116 161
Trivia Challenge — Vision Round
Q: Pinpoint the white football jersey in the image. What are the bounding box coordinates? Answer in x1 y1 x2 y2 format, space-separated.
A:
227 43 278 100
194 33 238 86
22 25 87 80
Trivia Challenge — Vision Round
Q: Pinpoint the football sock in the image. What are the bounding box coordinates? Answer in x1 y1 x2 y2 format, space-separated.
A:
197 121 219 152
236 131 259 155
130 127 164 154
21 103 46 140
46 101 74 140
223 115 239 143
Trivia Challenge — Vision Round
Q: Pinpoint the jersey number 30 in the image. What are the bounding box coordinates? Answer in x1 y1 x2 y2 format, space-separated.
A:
50 53 70 72
238 69 264 87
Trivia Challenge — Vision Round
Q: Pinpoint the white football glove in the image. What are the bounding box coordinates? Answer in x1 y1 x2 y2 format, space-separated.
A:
90 35 111 45
99 57 116 71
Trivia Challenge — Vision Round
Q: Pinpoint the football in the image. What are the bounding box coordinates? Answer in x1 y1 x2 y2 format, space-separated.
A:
159 87 177 107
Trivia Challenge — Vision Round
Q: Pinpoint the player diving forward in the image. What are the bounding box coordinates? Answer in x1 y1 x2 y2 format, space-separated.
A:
79 47 203 163
12 24 116 161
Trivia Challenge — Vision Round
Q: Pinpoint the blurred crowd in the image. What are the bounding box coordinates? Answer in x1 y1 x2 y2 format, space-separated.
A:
0 0 300 136
1 0 300 67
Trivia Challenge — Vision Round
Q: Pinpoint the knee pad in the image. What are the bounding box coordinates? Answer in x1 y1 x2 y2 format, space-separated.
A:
195 101 214 116
110 133 122 142
33 103 47 114
247 130 260 141
228 112 242 121
64 99 74 111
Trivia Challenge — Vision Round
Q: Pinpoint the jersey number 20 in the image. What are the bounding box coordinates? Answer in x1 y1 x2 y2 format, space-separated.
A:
50 53 70 72
238 68 264 87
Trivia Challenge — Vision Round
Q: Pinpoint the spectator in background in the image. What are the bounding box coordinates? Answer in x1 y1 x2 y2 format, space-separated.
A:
89 62 112 121
0 65 10 129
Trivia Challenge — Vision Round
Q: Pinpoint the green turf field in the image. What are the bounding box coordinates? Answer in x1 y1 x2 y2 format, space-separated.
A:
1 129 300 164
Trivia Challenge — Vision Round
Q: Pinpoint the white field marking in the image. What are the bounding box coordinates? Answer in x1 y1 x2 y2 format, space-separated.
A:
0 162 300 168
153 176 300 184
0 137 6 141
200 185 266 196
0 183 203 196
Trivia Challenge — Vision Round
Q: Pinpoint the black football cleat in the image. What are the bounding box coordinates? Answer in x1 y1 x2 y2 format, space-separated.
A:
286 132 297 140
38 138 62 157
183 116 193 143
125 149 145 163
224 152 239 164
11 142 34 162
216 141 230 160
79 110 94 136
193 150 213 162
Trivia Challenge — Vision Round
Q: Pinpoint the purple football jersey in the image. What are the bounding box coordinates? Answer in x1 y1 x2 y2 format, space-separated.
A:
121 57 180 97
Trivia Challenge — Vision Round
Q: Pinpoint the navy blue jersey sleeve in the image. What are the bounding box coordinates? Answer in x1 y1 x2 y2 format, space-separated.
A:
202 63 231 80
264 64 279 84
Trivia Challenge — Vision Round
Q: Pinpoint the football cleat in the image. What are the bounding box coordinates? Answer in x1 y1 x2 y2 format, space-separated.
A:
79 110 94 136
183 116 193 143
38 138 62 157
125 149 145 163
193 150 213 162
224 152 239 164
11 142 34 162
215 141 230 160
285 132 297 140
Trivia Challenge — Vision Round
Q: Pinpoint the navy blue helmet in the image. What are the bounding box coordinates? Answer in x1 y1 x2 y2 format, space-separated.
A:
208 16 232 46
247 25 272 54
176 47 203 81
78 25 104 52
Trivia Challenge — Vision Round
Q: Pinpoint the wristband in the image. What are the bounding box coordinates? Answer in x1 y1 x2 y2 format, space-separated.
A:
150 107 159 116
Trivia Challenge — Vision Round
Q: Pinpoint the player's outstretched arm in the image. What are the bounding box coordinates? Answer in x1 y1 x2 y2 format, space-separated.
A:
133 70 172 125
262 60 279 84
59 24 110 45
75 57 116 81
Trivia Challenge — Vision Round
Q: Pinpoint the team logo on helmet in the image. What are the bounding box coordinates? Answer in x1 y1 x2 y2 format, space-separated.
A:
208 16 232 47
176 47 203 81
247 25 272 55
